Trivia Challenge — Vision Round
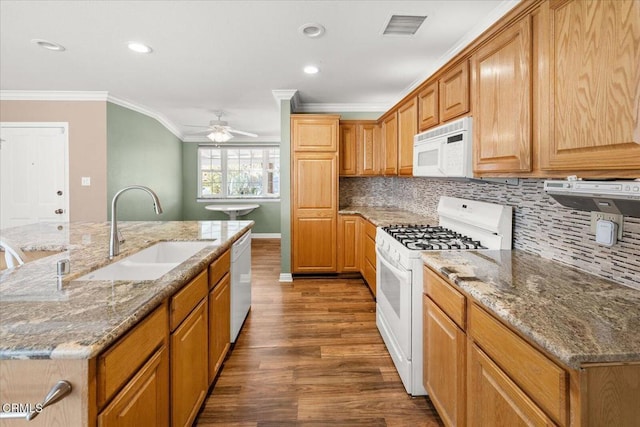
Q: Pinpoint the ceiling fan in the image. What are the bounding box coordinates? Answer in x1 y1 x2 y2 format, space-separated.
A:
185 112 258 142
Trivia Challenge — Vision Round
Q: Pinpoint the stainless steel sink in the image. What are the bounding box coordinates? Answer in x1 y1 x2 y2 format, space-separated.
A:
79 241 217 281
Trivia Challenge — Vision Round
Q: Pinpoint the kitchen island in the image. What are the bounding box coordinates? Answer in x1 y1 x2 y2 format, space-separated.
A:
0 220 253 426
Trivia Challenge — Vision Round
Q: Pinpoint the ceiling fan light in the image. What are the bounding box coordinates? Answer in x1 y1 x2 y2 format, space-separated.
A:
207 131 232 142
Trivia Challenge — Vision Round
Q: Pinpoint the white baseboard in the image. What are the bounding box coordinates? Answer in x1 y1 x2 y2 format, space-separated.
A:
251 233 281 239
279 273 293 282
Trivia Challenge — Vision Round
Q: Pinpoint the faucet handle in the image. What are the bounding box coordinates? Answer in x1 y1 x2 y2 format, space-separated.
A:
118 230 125 244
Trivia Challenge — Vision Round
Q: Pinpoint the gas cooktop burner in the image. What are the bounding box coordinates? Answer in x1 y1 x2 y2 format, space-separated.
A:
382 224 486 250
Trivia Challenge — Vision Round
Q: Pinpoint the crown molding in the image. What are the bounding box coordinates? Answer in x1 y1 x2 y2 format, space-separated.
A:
297 103 388 113
0 90 184 140
0 90 109 101
401 0 520 98
107 94 182 139
272 89 300 112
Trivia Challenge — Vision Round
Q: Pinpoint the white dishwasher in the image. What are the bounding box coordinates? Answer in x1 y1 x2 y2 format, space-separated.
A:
231 230 251 342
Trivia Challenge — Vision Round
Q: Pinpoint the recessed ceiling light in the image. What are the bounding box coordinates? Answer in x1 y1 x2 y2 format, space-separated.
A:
31 39 65 51
299 23 325 38
304 65 319 74
127 41 153 54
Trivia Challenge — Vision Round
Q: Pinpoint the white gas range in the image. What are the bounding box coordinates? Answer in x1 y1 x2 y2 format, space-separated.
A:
375 196 513 396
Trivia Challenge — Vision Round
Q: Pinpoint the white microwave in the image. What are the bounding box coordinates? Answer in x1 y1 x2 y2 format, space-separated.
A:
413 116 472 178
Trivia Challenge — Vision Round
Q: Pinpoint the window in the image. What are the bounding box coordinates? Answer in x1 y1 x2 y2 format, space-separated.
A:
198 146 280 199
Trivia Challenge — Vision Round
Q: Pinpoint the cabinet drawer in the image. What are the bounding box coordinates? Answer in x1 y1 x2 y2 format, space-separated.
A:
423 266 465 330
209 249 230 289
363 219 377 240
171 270 208 331
363 235 376 266
469 303 568 424
363 258 376 295
97 303 168 409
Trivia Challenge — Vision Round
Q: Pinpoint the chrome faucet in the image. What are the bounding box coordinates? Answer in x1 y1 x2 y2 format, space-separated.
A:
109 185 163 259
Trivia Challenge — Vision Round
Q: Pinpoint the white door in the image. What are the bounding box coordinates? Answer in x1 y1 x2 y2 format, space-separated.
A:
0 124 69 229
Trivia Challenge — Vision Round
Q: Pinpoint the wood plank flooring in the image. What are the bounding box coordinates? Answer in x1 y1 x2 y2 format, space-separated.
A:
195 239 443 426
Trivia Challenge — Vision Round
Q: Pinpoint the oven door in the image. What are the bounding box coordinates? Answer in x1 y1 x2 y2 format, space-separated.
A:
375 246 413 386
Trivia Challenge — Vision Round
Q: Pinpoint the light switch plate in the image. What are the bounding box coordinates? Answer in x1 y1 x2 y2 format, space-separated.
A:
590 212 623 239
81 177 91 186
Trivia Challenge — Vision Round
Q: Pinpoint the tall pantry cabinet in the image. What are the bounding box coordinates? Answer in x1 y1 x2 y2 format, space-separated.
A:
291 114 340 273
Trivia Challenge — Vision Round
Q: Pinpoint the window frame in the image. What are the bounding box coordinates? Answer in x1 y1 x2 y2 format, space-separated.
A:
197 144 280 201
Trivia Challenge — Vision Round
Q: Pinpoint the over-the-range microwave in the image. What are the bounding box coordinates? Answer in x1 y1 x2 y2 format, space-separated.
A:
413 116 472 178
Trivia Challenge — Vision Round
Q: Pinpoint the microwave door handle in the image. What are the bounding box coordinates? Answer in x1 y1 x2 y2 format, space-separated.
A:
438 140 447 176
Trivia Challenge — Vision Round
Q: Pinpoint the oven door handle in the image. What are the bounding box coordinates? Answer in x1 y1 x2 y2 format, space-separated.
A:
375 246 412 282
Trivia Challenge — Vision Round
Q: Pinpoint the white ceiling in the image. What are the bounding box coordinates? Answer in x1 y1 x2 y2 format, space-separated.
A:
0 0 518 142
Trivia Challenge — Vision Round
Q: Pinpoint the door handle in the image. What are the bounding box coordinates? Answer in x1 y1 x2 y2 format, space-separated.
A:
55 209 64 214
57 190 63 196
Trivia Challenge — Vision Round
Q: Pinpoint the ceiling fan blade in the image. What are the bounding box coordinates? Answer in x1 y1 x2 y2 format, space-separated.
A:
183 124 211 128
228 129 258 137
186 130 212 136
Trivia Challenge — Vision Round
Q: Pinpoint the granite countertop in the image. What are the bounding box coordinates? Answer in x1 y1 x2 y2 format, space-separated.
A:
339 206 437 226
422 250 640 369
0 220 253 360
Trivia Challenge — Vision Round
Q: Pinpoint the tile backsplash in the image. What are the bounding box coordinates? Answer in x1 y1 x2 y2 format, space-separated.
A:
340 177 640 290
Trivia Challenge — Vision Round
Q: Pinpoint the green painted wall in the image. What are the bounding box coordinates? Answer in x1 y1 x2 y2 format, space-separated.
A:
107 103 183 220
181 141 281 234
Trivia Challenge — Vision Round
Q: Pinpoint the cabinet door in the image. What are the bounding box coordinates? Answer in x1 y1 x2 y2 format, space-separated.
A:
468 344 555 427
338 215 359 273
440 60 470 122
541 0 640 172
358 123 380 176
171 299 209 427
424 297 465 427
98 346 170 427
291 115 339 152
292 152 338 273
209 273 231 384
472 17 532 173
339 123 357 176
381 112 398 175
397 97 417 176
418 80 439 131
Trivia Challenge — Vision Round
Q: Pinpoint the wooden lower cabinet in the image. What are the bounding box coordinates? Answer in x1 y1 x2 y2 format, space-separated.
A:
361 218 377 296
468 343 555 427
209 272 231 384
98 346 169 427
338 215 360 272
171 298 209 427
424 296 466 427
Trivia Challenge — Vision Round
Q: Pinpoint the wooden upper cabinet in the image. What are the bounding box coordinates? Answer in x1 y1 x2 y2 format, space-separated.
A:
439 60 470 122
418 80 439 131
339 122 357 176
358 122 381 176
381 112 398 175
291 115 339 151
398 97 418 176
472 16 532 174
540 0 640 173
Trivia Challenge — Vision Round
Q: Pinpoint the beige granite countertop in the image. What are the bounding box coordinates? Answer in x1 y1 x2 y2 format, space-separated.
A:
0 220 253 360
339 206 437 226
422 250 640 369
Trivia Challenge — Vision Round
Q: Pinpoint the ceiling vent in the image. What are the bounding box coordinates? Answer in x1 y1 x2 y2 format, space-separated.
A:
383 15 427 36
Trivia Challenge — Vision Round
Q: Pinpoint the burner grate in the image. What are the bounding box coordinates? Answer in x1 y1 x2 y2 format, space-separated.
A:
382 224 486 250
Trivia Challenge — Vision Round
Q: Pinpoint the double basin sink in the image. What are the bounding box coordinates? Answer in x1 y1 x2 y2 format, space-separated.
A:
79 241 217 281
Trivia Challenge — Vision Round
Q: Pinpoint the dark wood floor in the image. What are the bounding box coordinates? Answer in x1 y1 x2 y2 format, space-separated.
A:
195 239 443 426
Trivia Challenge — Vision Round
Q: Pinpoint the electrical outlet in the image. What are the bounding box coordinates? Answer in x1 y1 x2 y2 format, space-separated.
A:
590 212 623 239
